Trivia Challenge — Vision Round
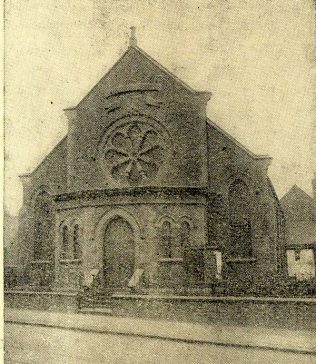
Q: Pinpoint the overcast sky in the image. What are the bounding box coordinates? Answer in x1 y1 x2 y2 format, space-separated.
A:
5 0 315 215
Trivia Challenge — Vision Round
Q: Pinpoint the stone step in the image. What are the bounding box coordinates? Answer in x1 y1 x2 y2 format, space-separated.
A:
79 307 113 315
81 298 114 306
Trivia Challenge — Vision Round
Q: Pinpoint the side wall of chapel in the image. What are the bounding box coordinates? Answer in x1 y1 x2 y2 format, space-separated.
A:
206 123 285 281
17 138 68 285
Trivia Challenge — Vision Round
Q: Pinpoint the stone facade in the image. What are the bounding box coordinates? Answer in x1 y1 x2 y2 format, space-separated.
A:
17 37 285 293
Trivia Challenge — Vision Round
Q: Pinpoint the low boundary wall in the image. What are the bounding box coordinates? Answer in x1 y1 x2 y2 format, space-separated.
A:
4 290 79 312
5 291 316 330
109 294 316 330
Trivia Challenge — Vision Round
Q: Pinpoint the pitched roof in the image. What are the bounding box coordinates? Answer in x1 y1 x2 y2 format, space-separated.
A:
19 135 67 178
284 220 316 246
281 185 316 246
207 118 271 160
280 184 314 204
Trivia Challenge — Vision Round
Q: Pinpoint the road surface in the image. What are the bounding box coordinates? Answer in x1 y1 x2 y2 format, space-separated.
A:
5 323 316 364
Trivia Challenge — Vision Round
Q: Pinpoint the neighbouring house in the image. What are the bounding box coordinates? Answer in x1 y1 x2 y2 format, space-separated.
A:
15 29 286 294
280 184 316 280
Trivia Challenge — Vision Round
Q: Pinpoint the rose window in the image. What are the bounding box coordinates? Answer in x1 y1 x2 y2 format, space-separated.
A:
102 122 167 185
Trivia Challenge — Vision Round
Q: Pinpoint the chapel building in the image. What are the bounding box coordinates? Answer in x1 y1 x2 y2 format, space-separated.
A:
17 31 286 293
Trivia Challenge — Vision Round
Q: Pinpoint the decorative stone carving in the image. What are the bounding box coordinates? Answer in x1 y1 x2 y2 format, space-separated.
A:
101 121 168 185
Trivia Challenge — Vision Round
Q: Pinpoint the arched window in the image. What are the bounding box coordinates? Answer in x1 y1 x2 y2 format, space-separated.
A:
61 225 69 259
33 191 53 260
228 179 252 257
34 222 44 260
160 221 172 258
180 221 190 248
73 224 81 259
173 220 190 258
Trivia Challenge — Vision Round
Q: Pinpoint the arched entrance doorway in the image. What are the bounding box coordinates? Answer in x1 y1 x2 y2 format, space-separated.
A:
103 216 135 287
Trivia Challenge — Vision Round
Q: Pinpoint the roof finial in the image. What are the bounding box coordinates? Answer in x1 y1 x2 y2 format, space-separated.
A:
129 26 137 47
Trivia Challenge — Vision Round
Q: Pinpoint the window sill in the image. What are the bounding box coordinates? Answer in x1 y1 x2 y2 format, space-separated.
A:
225 257 256 263
59 259 82 264
207 245 219 250
159 258 183 263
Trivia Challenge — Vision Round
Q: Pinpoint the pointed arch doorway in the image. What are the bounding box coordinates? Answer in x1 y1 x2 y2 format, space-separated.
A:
103 216 135 288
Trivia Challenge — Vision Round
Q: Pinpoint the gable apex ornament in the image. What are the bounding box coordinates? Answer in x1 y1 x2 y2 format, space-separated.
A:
129 26 137 47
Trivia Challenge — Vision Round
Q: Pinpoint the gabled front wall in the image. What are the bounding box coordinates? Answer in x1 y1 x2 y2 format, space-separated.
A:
66 47 209 191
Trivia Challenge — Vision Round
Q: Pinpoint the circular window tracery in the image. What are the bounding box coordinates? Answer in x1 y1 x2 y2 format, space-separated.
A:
101 121 168 185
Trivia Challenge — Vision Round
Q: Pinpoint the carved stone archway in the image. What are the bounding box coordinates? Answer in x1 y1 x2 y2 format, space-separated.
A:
94 208 142 288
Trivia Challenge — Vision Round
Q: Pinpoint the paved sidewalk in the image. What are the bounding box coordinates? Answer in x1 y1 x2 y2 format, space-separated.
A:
5 308 316 355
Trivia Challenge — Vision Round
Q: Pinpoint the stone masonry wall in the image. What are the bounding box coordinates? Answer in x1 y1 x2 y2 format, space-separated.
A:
54 193 208 290
65 47 209 192
206 122 283 280
17 137 68 278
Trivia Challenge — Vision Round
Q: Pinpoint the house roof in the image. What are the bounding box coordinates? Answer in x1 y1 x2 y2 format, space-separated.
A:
284 221 316 246
281 184 316 246
280 184 314 204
